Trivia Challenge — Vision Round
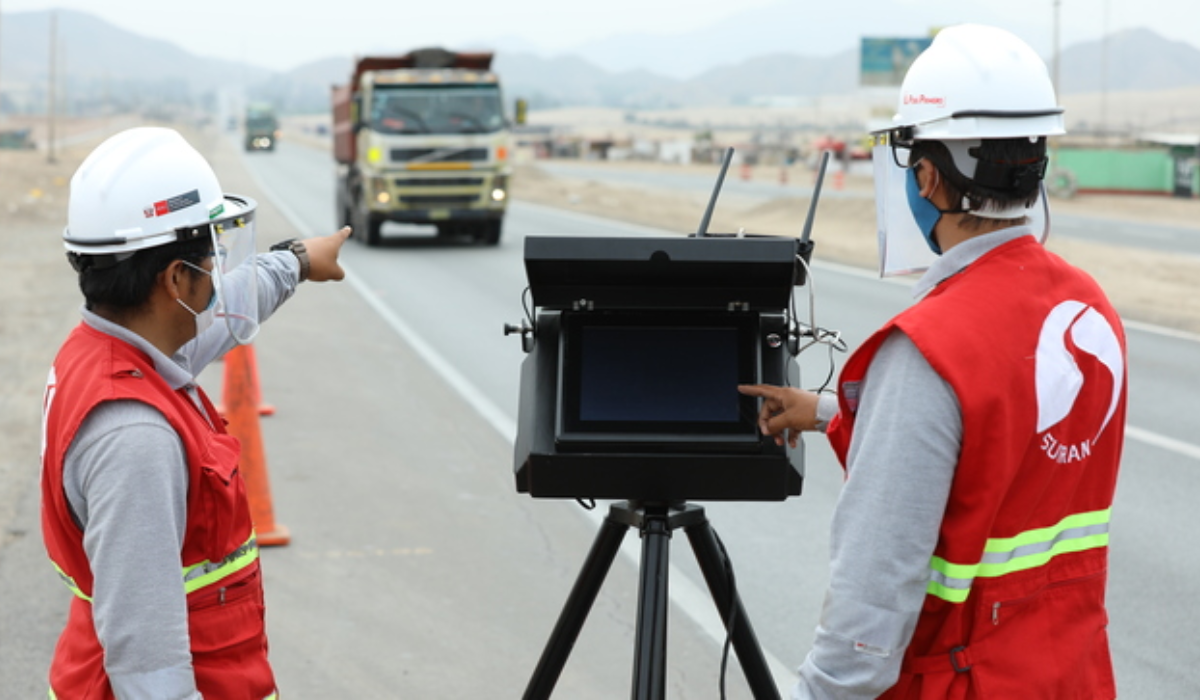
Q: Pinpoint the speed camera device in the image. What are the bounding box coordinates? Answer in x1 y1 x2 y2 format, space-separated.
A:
509 150 838 699
507 151 821 502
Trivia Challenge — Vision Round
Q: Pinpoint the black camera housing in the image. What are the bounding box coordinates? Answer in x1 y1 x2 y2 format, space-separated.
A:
513 235 806 502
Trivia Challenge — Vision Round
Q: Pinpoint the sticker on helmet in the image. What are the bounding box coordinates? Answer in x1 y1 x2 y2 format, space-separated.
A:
143 189 200 218
902 94 946 107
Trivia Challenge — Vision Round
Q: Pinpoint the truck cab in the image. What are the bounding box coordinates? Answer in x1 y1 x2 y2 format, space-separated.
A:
333 48 513 246
245 103 279 151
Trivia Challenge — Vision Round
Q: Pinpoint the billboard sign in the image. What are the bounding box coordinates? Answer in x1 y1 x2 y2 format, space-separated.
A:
860 37 933 87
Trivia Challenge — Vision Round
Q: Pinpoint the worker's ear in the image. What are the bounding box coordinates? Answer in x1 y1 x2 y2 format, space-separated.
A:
914 160 940 198
160 259 196 303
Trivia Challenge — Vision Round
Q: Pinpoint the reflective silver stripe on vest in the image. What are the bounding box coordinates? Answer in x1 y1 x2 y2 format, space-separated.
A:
928 509 1111 603
52 532 258 602
181 534 260 594
51 560 92 603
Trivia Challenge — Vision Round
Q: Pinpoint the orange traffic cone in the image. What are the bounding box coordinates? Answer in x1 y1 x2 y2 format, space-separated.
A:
740 163 752 181
833 169 845 190
217 344 275 417
222 343 290 547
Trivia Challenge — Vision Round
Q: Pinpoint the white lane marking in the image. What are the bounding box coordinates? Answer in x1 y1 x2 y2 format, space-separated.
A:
250 161 1200 688
1125 426 1200 462
246 161 799 693
1122 320 1200 343
1121 227 1172 241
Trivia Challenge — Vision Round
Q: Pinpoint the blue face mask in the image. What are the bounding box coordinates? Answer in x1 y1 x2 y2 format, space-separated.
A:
905 167 944 255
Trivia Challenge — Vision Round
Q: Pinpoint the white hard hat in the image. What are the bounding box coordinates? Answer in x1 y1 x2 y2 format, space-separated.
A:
64 127 237 256
892 24 1065 141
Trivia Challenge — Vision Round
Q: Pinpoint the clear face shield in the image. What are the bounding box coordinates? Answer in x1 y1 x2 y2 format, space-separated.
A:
206 194 260 344
870 129 1051 278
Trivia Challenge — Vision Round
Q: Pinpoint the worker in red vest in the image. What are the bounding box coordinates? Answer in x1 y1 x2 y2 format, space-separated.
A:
741 24 1125 699
41 126 351 699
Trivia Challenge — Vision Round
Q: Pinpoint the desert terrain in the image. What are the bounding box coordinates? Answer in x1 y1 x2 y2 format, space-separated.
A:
507 157 1200 335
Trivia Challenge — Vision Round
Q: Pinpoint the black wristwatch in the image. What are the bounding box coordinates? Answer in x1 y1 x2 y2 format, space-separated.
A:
270 238 310 282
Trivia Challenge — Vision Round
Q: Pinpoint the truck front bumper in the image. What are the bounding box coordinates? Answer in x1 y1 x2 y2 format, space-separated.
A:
365 170 508 223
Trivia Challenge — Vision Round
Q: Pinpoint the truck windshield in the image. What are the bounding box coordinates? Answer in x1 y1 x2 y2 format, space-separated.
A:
246 117 276 131
371 85 504 135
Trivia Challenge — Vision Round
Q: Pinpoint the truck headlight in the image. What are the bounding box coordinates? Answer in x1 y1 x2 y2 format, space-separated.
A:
491 174 509 202
371 177 391 204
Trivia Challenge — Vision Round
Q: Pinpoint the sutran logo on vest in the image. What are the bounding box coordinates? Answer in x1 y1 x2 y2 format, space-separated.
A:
1034 301 1124 464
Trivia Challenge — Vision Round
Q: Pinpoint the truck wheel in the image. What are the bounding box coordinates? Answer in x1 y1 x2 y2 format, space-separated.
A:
478 220 502 246
365 215 383 246
355 211 382 247
349 197 383 247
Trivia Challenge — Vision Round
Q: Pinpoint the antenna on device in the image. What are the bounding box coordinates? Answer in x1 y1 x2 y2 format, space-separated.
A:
695 147 735 238
799 150 832 246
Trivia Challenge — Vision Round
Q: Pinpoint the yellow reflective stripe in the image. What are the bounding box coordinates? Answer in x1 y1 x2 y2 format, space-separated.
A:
927 508 1111 603
182 534 259 595
983 509 1110 558
51 560 92 603
53 533 258 602
927 578 971 604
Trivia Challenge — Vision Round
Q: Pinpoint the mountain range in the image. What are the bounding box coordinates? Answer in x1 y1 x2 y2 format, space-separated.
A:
3 9 1200 116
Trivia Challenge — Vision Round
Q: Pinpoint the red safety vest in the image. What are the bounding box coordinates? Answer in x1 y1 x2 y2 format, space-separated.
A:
41 323 276 699
827 237 1125 700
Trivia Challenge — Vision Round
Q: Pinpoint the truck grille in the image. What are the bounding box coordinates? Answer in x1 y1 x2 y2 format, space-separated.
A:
398 195 480 206
398 177 485 187
391 147 489 162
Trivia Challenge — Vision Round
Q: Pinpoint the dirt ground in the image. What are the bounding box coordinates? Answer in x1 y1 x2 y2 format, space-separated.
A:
509 159 1200 334
0 140 98 545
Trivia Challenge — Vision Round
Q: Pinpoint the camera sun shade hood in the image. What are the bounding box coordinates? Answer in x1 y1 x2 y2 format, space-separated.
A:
514 234 805 503
523 235 805 312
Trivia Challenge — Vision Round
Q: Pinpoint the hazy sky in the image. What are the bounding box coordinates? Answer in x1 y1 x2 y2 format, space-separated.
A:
4 0 1198 76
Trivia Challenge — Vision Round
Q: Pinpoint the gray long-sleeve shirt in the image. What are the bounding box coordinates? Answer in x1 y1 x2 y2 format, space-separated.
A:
60 250 299 699
792 227 1037 700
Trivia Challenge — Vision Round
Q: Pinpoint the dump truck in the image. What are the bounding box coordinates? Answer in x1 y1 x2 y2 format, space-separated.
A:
244 102 279 151
332 48 518 246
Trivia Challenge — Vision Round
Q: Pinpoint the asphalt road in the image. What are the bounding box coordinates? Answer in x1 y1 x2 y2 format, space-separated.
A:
238 138 1200 698
4 131 1193 697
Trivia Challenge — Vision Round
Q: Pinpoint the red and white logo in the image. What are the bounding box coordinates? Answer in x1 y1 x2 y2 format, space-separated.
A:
1034 300 1124 464
141 189 200 219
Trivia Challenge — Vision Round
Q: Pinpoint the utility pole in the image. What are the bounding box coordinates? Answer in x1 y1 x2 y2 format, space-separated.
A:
0 0 5 123
47 10 57 163
1051 0 1062 167
1100 0 1110 140
1052 0 1061 98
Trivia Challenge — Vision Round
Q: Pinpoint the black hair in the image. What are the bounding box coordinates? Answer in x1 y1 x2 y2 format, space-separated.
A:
909 137 1047 229
69 235 213 315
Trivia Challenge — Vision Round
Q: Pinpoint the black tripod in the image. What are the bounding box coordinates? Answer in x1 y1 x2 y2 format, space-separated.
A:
522 501 783 700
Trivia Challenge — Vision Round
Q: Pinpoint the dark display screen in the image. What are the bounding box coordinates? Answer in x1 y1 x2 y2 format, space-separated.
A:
578 327 740 422
559 314 759 441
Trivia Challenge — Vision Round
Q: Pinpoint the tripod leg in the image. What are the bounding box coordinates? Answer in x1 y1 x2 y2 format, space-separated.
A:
685 518 783 700
523 510 629 700
632 509 671 700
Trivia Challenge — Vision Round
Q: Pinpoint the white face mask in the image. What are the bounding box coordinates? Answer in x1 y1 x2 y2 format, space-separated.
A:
178 260 218 337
